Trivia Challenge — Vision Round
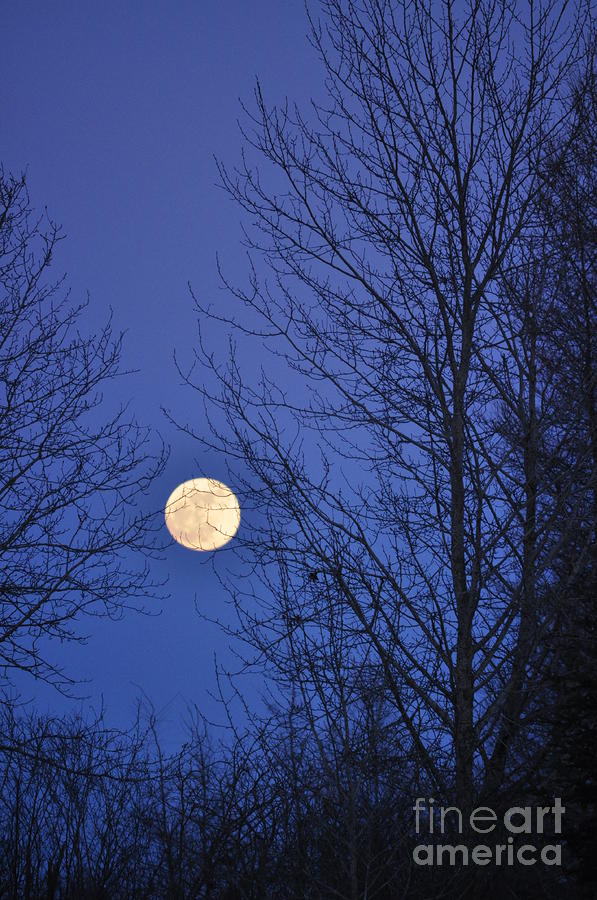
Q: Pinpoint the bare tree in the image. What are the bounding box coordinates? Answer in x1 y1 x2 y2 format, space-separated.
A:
176 0 589 818
0 168 166 692
0 703 146 898
528 51 597 890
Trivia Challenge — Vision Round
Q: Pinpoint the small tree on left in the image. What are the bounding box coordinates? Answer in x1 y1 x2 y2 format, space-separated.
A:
0 168 166 691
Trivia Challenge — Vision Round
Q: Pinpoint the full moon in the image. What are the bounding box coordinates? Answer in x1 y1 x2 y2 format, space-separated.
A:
164 478 241 551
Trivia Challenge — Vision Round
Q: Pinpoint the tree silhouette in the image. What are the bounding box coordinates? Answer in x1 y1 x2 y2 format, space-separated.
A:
178 0 588 823
0 168 166 692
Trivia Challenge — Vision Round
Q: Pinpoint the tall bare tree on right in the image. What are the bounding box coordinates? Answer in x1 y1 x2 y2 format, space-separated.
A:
182 0 590 822
529 47 597 891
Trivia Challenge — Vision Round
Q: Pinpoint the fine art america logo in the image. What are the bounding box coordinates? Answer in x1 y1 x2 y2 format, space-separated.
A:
413 797 565 866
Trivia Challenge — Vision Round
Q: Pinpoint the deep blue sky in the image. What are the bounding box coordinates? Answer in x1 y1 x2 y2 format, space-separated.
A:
2 1 321 747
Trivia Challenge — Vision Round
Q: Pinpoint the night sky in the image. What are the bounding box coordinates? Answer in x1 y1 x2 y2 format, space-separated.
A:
2 1 320 747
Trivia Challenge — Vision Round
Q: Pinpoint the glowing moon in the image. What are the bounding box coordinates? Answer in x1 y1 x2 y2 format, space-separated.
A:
164 478 240 551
